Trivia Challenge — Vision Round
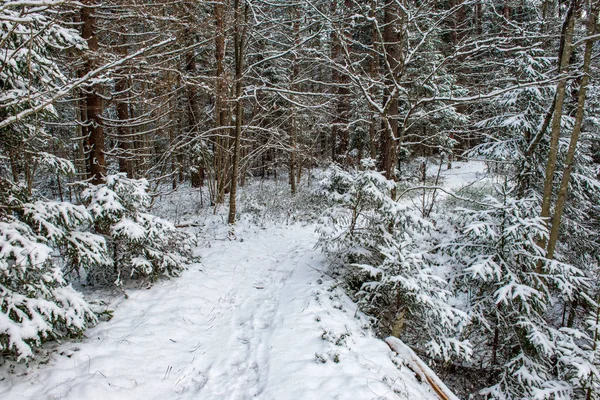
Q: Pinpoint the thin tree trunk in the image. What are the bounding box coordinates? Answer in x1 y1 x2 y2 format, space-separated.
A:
369 0 378 161
228 0 246 224
115 38 133 178
9 150 19 183
337 0 351 161
381 0 403 184
546 3 598 259
289 7 300 195
475 0 483 35
539 0 577 254
296 157 302 185
289 112 297 194
214 0 229 204
330 0 340 162
525 3 579 159
186 32 204 188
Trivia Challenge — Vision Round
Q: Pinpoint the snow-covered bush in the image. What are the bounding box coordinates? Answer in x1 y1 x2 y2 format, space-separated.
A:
22 200 111 275
316 161 470 361
0 179 97 360
234 169 325 226
0 172 195 359
581 300 600 399
82 174 194 285
444 185 597 399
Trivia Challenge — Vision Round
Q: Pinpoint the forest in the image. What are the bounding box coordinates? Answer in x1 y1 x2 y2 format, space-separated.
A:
1 0 600 399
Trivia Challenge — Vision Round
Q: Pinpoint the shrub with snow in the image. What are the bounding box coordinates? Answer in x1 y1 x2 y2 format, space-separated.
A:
316 161 470 361
82 174 194 285
444 185 598 399
0 180 97 360
0 172 196 359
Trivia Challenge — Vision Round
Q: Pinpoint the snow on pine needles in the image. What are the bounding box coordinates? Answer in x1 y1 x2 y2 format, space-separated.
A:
0 176 444 400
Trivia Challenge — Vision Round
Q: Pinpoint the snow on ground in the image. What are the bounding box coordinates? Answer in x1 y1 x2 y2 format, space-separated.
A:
1 162 489 399
436 161 488 191
0 221 442 400
401 160 489 213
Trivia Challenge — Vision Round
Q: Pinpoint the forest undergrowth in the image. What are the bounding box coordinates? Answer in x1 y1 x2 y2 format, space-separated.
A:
2 156 599 400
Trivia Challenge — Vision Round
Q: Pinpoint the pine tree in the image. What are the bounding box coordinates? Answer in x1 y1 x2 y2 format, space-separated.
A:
82 174 193 285
445 184 596 399
0 178 101 359
317 160 470 361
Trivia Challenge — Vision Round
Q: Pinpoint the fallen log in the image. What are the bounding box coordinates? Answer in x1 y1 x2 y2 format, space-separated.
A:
385 337 459 400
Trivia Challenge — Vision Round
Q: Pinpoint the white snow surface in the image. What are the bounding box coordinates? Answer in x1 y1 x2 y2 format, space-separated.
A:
436 161 487 190
1 223 442 400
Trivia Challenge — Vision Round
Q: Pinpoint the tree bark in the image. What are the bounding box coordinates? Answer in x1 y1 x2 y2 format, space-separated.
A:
539 0 577 246
228 0 246 224
289 6 300 195
330 0 340 162
381 0 403 183
369 0 378 161
546 3 598 260
185 31 204 188
81 0 106 185
115 38 133 178
214 0 229 204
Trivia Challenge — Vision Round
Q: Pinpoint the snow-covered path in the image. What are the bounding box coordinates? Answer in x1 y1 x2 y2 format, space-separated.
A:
1 224 440 400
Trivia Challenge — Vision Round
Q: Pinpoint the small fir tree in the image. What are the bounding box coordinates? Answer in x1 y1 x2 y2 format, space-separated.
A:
316 160 470 361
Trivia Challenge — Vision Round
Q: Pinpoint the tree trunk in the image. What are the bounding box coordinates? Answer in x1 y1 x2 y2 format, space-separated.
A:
9 150 19 183
546 3 598 260
228 0 246 224
381 0 403 183
214 0 229 204
115 38 133 178
330 0 340 162
186 32 204 188
539 0 577 254
337 3 350 162
289 7 300 195
369 0 378 161
81 1 106 185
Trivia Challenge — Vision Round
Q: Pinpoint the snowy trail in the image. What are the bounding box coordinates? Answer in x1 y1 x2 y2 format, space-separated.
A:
181 233 304 399
1 224 440 400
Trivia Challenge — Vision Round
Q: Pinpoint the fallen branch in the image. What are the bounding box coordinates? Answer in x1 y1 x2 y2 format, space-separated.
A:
174 222 203 228
385 337 459 400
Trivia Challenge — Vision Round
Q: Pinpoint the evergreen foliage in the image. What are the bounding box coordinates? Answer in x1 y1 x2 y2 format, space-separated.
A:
82 174 194 285
0 0 598 397
444 185 597 399
317 161 470 362
0 179 98 360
